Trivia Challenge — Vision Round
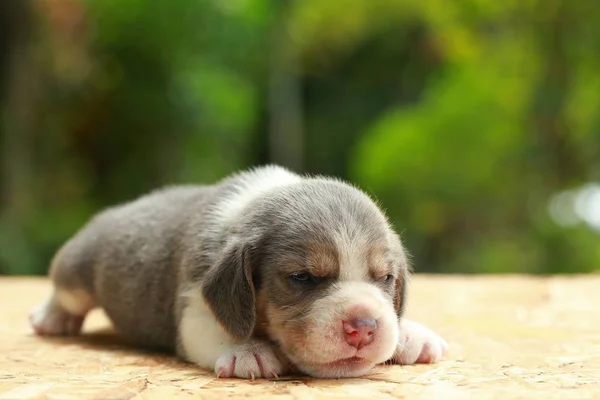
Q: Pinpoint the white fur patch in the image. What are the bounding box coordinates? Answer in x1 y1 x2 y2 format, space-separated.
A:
336 233 370 281
214 165 301 227
179 290 241 370
56 288 95 316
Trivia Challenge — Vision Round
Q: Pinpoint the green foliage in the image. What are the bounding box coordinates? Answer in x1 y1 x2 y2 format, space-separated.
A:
1 0 600 275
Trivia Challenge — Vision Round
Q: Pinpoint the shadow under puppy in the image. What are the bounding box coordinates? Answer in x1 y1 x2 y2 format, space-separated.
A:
30 165 447 378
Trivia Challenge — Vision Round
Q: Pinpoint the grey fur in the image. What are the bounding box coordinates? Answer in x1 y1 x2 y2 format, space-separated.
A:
45 165 410 364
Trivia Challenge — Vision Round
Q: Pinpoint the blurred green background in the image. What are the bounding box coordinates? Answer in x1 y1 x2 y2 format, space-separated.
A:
1 0 599 275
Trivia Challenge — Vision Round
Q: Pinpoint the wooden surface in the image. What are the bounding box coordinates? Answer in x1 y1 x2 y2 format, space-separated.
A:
1 275 599 400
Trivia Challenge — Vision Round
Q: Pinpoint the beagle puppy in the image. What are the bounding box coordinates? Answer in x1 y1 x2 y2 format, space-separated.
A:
30 165 447 378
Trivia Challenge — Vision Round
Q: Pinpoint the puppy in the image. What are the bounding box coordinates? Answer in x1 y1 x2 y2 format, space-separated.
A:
29 165 447 378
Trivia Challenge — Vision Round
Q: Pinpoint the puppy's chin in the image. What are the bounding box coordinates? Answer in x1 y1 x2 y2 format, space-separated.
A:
284 337 397 378
290 356 377 378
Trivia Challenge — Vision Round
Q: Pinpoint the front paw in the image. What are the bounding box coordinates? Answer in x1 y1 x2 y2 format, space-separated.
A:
391 319 448 365
215 341 285 379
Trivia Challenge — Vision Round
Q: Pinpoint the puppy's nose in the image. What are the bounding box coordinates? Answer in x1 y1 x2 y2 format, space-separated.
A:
343 318 377 349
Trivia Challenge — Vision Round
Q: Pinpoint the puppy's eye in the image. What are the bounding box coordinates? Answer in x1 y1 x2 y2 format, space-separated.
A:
383 275 394 283
291 272 310 282
289 272 322 286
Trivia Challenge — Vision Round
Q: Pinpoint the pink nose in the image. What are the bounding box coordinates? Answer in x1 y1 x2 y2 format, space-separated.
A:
343 318 377 349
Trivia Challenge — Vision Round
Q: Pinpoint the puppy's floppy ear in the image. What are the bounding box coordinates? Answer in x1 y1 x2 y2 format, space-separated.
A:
202 241 255 339
394 266 410 319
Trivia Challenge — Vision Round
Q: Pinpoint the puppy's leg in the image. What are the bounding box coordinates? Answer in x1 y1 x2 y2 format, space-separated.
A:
30 288 95 335
178 293 287 379
30 247 96 336
390 319 448 365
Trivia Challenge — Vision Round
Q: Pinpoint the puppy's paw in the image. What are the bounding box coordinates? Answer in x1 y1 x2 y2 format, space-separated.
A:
391 319 448 365
215 341 285 379
29 301 84 336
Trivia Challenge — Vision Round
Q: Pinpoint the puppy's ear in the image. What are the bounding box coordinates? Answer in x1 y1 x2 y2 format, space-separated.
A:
394 266 409 319
202 241 256 339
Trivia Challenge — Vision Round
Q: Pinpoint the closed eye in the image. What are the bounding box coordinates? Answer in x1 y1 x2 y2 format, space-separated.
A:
288 272 325 287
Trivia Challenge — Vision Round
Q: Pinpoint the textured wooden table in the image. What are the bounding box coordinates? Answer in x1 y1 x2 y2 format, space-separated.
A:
1 275 599 400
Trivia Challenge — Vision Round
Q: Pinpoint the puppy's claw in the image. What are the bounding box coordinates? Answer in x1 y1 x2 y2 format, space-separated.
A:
392 319 448 365
215 342 284 379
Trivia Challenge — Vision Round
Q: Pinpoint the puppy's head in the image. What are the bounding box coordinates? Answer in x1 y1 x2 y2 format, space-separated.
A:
202 179 409 378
